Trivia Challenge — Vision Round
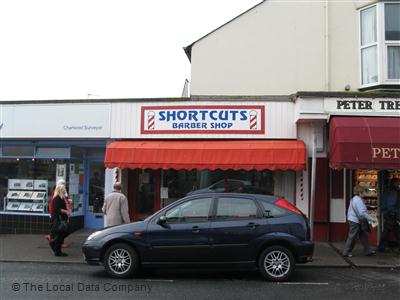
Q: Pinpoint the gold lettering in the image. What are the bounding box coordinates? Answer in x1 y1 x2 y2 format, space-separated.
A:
372 148 381 158
382 148 391 158
394 148 400 159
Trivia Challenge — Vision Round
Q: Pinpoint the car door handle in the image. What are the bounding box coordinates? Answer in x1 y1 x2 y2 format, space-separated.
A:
192 226 200 233
246 222 260 229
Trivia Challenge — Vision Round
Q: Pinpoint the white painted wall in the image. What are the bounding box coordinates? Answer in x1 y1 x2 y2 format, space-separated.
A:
190 0 326 95
190 0 368 95
274 170 295 204
328 1 360 92
297 122 327 158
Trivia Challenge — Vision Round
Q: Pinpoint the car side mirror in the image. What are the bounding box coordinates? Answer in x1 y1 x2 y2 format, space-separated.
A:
156 216 167 225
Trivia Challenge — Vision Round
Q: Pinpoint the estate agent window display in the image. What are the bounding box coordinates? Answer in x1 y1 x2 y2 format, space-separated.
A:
0 158 85 216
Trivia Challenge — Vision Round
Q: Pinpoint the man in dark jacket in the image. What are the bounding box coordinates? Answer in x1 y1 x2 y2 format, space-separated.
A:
378 178 400 252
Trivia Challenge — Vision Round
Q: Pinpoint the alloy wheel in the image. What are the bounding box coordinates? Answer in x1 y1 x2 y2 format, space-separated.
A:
263 250 290 278
108 248 132 275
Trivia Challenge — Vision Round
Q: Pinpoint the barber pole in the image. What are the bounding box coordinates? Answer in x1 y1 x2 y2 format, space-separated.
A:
147 111 155 130
250 110 257 130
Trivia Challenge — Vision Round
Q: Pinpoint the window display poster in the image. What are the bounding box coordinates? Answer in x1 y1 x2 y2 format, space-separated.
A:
160 187 169 199
20 179 34 190
56 164 67 183
34 180 48 190
70 163 75 174
69 184 79 195
8 179 22 190
141 172 150 184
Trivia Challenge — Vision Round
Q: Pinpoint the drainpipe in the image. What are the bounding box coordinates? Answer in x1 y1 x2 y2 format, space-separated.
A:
325 0 330 91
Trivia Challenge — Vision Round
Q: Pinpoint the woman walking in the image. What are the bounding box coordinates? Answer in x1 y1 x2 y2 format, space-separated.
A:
49 184 70 256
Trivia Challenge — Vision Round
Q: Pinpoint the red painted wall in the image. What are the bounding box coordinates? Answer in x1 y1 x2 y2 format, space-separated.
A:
330 223 349 241
314 158 329 223
309 157 330 241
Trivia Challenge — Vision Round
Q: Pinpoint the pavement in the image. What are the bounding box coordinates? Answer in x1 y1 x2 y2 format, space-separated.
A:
0 229 399 268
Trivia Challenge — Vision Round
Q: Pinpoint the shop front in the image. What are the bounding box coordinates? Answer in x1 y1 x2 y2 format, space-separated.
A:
0 101 111 233
329 116 400 244
0 142 107 233
105 140 306 221
106 101 306 222
295 93 400 243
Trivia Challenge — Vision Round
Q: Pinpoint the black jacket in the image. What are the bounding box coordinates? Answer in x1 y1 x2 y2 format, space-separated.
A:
52 196 68 221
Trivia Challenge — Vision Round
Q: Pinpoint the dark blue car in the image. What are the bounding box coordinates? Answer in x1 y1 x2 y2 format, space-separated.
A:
82 193 314 281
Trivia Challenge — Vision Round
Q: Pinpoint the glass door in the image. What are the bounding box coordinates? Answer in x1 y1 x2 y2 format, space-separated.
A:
85 161 105 228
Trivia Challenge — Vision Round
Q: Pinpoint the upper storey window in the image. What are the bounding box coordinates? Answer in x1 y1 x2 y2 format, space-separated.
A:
359 2 400 88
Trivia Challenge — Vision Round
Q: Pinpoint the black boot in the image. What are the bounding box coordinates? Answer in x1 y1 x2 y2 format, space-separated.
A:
49 241 56 253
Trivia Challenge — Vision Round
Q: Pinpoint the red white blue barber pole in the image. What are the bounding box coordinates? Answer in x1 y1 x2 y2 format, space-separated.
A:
250 110 257 130
147 111 155 130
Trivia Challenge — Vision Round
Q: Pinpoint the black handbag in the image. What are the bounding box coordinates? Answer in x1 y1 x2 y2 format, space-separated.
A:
57 218 69 233
360 218 371 232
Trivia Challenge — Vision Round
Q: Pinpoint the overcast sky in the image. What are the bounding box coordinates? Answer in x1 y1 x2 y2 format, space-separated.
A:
0 0 261 100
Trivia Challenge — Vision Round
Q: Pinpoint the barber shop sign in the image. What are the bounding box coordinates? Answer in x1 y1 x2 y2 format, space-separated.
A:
141 105 265 134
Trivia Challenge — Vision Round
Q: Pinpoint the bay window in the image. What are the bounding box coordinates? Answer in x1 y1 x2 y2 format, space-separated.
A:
359 2 400 88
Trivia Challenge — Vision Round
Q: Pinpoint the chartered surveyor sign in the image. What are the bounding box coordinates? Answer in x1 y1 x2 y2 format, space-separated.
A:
141 105 265 134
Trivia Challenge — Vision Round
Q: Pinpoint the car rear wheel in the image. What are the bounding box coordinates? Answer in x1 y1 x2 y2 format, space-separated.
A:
104 243 139 278
258 246 294 282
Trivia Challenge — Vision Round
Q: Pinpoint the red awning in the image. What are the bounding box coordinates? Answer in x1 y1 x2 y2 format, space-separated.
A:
329 117 400 170
105 140 306 171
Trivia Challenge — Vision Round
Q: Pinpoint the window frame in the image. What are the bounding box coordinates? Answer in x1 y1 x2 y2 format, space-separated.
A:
359 1 400 88
213 195 263 221
383 2 400 82
163 196 213 224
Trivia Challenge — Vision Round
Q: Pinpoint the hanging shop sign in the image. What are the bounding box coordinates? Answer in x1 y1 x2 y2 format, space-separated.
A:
324 98 400 115
141 105 265 134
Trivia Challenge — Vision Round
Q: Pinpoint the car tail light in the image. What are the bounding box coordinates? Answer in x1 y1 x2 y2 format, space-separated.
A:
275 198 304 216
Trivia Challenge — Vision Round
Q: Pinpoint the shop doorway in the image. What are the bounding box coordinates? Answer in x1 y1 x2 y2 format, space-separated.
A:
127 169 160 221
85 161 105 228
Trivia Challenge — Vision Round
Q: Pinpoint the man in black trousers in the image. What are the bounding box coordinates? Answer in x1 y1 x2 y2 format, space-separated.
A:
378 178 400 252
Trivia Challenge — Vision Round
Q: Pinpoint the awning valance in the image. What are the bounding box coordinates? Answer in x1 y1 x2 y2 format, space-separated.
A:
329 117 400 170
105 140 306 171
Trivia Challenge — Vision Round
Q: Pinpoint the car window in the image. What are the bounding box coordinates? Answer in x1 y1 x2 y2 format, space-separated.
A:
259 201 288 218
213 181 225 189
216 197 258 220
165 197 212 223
230 181 243 190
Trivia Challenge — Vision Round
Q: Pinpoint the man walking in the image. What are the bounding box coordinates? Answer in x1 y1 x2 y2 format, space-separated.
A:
102 182 130 227
378 178 400 252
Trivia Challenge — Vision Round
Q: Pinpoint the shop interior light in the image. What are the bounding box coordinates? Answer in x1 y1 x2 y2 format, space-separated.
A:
16 158 19 161
32 158 35 161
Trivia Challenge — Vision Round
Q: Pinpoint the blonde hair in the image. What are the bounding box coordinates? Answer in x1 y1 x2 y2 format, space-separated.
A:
54 184 66 198
57 179 66 186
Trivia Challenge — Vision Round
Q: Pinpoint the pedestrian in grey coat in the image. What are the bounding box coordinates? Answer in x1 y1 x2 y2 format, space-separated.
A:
102 182 130 227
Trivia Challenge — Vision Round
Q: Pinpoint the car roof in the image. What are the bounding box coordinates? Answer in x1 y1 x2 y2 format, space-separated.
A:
186 192 278 203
